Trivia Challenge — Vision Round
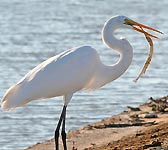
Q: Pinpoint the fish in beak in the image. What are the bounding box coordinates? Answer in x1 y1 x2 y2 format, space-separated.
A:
124 19 163 39
124 18 163 82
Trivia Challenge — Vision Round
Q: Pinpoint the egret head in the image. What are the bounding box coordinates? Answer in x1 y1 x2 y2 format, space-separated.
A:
123 17 163 39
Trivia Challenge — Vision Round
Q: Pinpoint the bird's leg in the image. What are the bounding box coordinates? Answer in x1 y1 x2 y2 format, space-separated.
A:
61 106 67 150
55 105 66 150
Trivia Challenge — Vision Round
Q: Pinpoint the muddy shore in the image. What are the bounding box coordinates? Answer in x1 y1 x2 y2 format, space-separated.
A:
26 96 168 150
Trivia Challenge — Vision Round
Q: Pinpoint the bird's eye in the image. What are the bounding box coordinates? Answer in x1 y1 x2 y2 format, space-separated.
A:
124 19 134 26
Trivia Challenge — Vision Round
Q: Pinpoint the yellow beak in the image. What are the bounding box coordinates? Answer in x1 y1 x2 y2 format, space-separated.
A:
124 19 163 39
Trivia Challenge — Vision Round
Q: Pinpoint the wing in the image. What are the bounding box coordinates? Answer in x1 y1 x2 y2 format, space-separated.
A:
1 46 100 111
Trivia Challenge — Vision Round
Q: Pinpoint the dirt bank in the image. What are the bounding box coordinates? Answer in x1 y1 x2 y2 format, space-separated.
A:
26 96 168 150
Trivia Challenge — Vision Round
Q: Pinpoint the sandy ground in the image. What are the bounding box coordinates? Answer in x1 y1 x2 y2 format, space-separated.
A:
26 96 168 150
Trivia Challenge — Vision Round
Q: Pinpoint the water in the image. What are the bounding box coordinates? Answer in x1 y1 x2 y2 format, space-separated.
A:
0 0 167 149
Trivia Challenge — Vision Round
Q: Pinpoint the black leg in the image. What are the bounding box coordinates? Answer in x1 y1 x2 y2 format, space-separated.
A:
55 105 66 150
61 106 67 150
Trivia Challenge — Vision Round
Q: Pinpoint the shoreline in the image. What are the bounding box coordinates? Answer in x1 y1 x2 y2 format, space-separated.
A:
26 96 168 150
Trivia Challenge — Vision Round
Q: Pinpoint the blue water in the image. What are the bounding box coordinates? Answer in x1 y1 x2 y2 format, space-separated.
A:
0 0 167 149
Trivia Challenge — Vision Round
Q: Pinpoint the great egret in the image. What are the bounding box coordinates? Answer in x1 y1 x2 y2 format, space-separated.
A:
1 16 162 150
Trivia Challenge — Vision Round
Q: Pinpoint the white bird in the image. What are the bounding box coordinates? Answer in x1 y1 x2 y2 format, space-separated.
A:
1 15 162 150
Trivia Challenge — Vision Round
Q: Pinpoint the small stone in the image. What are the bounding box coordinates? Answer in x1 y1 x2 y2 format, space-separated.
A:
144 114 157 118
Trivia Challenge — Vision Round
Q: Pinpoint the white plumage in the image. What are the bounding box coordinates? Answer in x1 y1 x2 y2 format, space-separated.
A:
2 46 98 109
1 15 161 150
1 16 134 111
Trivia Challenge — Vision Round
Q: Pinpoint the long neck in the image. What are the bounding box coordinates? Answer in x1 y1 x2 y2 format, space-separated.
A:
99 18 133 85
